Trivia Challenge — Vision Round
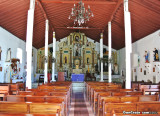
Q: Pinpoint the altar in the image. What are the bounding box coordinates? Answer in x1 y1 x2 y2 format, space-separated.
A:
72 69 82 74
71 74 84 82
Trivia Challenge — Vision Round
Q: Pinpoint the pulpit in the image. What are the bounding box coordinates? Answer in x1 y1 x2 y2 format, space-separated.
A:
58 72 65 81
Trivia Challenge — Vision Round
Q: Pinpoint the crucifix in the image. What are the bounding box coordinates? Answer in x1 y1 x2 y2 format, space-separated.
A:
0 47 2 61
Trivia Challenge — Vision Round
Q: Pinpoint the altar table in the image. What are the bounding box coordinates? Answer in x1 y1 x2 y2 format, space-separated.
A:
71 74 84 82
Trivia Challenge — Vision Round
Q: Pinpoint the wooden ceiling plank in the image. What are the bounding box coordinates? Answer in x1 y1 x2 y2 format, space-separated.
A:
36 0 54 31
131 0 160 15
41 0 117 5
109 0 123 21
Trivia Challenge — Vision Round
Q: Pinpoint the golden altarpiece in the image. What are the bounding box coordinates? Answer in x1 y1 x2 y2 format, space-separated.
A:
56 32 98 77
36 32 118 78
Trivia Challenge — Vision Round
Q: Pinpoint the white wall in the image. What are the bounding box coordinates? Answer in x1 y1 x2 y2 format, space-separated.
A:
0 27 37 83
118 30 160 83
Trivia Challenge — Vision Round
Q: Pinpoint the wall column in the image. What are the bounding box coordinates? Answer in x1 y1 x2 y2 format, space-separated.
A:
124 0 132 89
100 33 104 82
108 21 112 83
52 32 56 81
26 0 35 89
44 20 49 83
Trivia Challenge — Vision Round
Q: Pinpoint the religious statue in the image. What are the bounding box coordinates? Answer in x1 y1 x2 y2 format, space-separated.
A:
103 61 108 72
0 46 2 61
4 65 12 83
144 51 149 63
75 36 79 42
87 57 89 64
65 56 67 64
114 63 118 74
75 48 79 56
153 48 159 61
86 40 89 46
6 48 11 62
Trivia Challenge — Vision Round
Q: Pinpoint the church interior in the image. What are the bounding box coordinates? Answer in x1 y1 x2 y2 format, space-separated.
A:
0 0 160 115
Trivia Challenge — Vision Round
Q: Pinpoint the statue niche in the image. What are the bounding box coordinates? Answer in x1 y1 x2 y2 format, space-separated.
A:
65 56 67 64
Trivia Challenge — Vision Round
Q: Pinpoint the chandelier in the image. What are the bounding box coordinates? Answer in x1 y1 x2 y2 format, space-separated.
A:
68 0 94 26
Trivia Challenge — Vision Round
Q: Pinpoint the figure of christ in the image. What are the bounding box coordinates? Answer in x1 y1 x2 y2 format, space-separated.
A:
65 56 67 64
87 57 89 64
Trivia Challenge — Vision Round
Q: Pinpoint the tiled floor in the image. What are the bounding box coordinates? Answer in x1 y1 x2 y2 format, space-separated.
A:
69 83 94 116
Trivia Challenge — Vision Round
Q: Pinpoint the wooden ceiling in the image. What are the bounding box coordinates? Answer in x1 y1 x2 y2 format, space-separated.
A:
0 0 160 50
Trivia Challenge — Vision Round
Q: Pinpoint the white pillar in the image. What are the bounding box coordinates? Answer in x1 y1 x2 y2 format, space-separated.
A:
44 20 49 83
108 21 112 83
124 0 132 89
52 32 56 81
26 0 35 89
100 33 103 82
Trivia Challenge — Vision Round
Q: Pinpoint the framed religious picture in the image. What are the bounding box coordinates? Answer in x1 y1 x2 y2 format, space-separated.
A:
140 68 142 72
0 67 2 72
153 67 155 72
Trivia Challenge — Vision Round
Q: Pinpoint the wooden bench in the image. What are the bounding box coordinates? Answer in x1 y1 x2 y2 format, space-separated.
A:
0 102 63 116
0 114 58 116
0 83 25 93
93 91 143 115
103 101 160 116
92 90 142 110
0 85 11 100
89 84 122 103
86 82 114 100
140 84 160 95
4 94 67 116
98 95 159 116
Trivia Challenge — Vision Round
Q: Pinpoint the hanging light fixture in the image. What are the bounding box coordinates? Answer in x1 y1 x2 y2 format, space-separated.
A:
68 0 94 26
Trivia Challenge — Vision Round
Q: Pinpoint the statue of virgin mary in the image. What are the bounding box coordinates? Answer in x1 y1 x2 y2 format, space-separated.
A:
6 48 11 62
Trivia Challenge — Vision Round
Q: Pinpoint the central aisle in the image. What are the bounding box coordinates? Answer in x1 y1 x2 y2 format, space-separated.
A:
69 82 94 116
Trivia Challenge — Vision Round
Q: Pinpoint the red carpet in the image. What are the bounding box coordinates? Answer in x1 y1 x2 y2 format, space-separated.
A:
69 89 94 116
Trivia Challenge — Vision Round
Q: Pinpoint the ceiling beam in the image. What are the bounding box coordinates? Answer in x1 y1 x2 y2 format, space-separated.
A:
36 0 48 19
40 0 117 5
55 27 103 30
109 0 123 21
36 0 54 31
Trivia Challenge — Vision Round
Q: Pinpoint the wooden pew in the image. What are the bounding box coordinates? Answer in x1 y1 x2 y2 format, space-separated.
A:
0 85 11 100
93 91 143 114
4 95 67 116
0 114 58 116
17 90 70 110
0 102 63 116
86 82 114 100
89 84 121 103
103 101 160 116
98 95 159 116
140 84 160 95
0 83 25 94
